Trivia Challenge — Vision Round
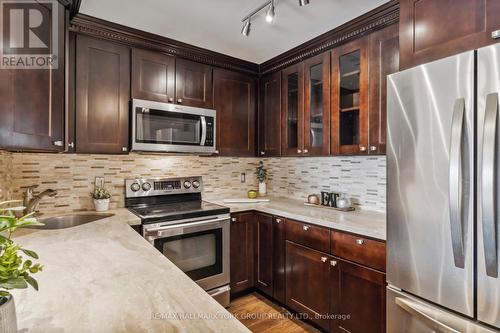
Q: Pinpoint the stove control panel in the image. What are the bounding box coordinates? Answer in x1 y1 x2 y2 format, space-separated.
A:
125 176 203 198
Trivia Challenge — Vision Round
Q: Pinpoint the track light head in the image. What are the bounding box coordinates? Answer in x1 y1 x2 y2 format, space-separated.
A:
299 0 310 6
265 0 275 23
241 18 251 36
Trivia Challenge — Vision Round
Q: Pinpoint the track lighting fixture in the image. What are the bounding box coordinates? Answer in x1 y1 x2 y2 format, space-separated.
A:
241 0 310 37
265 0 275 23
241 18 251 36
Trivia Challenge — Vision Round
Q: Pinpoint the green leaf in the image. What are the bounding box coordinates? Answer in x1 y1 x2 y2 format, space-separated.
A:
24 276 38 291
20 248 39 259
0 278 28 289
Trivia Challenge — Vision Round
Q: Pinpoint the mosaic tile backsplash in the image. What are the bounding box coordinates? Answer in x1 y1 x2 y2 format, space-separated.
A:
0 151 386 214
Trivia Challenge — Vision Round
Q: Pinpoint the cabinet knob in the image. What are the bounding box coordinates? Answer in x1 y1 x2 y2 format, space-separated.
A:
356 239 364 245
177 98 183 104
321 256 327 263
492 30 500 39
53 140 63 147
359 146 367 152
330 260 338 267
303 149 308 153
231 217 237 222
261 151 265 156
303 225 310 231
297 149 302 154
168 97 174 103
275 218 282 224
370 145 377 151
122 147 128 152
68 142 74 148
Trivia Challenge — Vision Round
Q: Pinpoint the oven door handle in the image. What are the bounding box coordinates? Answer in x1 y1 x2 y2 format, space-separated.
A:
145 216 228 237
200 116 207 146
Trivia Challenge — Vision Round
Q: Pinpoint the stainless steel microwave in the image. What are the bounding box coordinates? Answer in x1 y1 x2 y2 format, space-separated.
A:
131 99 216 154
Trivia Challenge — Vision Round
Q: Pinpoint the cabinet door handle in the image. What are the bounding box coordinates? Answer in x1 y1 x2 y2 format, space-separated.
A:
359 146 367 152
370 145 377 151
275 218 282 224
261 151 265 156
53 140 63 147
231 218 237 222
356 239 364 245
122 147 128 152
168 97 174 103
67 142 74 148
303 225 310 231
330 260 337 267
297 149 302 154
177 98 183 104
321 257 327 263
303 149 308 153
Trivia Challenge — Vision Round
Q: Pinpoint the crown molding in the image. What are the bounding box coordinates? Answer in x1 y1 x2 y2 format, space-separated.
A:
259 1 399 75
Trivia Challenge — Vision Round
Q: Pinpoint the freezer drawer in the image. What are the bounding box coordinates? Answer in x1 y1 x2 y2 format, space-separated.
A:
387 287 497 333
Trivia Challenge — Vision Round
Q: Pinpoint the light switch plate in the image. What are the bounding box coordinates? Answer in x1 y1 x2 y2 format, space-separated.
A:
95 177 105 189
240 173 246 183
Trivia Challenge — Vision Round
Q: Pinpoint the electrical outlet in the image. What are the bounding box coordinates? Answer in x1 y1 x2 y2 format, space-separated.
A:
95 177 105 189
240 173 246 183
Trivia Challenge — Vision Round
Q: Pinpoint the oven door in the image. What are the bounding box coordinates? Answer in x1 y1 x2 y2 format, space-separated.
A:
143 215 229 291
131 99 216 154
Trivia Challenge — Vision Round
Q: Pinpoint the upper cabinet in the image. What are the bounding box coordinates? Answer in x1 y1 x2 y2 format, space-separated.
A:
214 69 257 156
281 52 330 157
399 0 500 70
368 25 399 155
75 35 130 154
0 2 66 152
175 59 213 108
131 48 175 103
259 72 282 157
331 37 369 155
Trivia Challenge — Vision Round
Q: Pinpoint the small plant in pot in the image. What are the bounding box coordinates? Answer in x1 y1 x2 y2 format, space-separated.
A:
255 161 268 197
91 187 111 212
0 201 43 333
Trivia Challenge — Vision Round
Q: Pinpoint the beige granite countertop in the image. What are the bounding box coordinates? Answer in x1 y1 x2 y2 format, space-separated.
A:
209 197 386 240
11 209 249 333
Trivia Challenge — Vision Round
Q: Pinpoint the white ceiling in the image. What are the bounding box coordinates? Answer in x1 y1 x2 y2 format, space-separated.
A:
79 0 387 64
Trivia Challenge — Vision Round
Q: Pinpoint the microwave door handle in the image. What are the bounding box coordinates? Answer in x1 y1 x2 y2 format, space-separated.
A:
449 98 466 269
200 116 207 146
481 93 499 278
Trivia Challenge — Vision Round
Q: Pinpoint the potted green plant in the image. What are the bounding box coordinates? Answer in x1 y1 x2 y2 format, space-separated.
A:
255 161 268 197
90 187 111 212
0 201 43 333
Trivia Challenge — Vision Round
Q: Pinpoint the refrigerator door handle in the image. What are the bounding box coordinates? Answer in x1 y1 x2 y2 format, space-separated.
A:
481 92 499 278
395 297 460 333
449 98 466 268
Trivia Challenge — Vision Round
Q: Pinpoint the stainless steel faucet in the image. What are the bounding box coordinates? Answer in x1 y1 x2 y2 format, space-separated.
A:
23 186 58 215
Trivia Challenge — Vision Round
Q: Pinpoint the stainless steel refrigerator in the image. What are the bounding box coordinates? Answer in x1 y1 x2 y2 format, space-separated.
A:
387 43 500 332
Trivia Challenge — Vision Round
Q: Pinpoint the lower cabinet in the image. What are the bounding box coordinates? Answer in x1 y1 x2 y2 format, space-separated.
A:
285 241 332 331
254 213 274 297
272 216 286 303
330 258 386 333
230 212 254 294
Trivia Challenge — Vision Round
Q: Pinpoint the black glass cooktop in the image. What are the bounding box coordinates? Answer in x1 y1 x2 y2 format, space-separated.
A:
128 200 229 224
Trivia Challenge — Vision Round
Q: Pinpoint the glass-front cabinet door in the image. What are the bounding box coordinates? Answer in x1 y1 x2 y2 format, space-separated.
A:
304 52 330 156
281 63 304 156
331 37 369 155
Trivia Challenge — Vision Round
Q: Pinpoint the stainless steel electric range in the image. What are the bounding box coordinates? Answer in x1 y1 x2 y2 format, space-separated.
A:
125 176 231 307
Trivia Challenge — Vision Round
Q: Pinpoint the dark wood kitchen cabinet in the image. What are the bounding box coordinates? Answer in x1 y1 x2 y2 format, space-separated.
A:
285 241 332 331
281 53 331 157
75 35 130 154
230 212 254 295
331 36 369 155
175 58 213 108
131 48 175 103
254 213 274 297
399 0 500 70
330 258 386 333
0 2 66 151
272 216 286 303
259 72 282 157
214 69 257 156
368 24 399 155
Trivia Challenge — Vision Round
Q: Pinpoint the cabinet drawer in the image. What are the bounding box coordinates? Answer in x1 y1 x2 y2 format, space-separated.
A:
285 219 330 253
331 231 386 272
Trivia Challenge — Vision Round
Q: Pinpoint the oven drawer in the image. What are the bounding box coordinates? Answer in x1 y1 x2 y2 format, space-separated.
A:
285 219 330 253
331 231 386 272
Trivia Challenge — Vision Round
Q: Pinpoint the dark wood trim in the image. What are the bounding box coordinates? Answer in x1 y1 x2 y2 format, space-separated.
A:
69 14 260 75
259 1 399 75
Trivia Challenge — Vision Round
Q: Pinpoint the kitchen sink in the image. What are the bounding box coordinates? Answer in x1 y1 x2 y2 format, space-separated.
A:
32 214 114 230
